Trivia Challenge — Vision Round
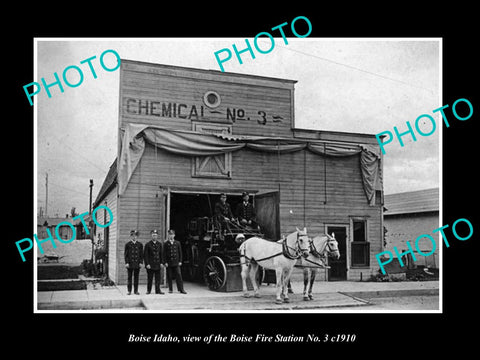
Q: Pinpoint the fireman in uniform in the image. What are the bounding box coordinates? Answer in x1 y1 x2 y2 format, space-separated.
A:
143 229 164 295
163 229 187 294
214 193 234 221
214 193 234 240
236 192 259 230
124 230 143 295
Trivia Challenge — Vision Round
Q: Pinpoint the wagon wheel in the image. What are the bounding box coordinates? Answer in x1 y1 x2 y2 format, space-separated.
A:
204 256 227 291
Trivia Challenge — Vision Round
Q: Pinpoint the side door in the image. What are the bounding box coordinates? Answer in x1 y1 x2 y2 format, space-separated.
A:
326 225 348 281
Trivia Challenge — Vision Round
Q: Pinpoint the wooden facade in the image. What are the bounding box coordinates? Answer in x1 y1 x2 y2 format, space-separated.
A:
94 60 384 285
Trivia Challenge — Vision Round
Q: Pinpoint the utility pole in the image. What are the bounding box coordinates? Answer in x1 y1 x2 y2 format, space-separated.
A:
89 179 94 215
45 173 48 217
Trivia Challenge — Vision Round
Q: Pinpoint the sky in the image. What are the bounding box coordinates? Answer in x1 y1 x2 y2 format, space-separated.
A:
35 38 441 217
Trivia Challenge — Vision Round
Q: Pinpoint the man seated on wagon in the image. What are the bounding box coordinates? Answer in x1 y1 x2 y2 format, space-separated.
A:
236 192 260 230
214 193 234 240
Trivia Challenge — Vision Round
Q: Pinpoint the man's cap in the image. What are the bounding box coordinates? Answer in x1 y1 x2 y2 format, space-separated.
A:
151 229 158 234
235 233 246 244
167 229 175 235
220 193 227 197
242 191 249 197
130 230 138 235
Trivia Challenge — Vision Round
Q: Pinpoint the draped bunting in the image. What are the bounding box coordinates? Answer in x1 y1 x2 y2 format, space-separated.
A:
118 124 382 205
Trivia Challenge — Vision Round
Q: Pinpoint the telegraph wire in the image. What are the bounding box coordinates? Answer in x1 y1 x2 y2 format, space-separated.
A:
274 44 436 94
37 181 88 218
48 180 92 197
37 180 89 212
50 136 109 174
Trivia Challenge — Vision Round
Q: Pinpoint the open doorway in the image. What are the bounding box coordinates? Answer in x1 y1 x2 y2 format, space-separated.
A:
326 225 348 281
169 192 244 283
167 190 280 286
169 192 243 242
169 191 280 243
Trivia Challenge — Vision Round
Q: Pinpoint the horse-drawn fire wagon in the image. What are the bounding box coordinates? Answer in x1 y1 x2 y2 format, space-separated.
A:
181 216 271 291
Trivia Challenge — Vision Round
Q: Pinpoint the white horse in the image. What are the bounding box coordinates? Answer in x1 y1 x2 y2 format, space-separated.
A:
239 227 310 304
300 233 340 301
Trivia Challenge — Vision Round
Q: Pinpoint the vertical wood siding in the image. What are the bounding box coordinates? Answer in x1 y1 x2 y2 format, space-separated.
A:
115 142 382 284
109 61 383 284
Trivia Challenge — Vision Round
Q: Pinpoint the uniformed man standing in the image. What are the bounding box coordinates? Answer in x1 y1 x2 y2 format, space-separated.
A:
124 230 143 295
143 229 164 295
163 229 187 294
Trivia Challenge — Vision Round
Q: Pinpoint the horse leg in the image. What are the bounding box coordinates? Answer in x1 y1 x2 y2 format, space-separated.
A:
240 263 251 298
275 267 284 304
249 263 261 298
287 279 294 294
283 267 295 303
303 268 310 301
308 269 317 300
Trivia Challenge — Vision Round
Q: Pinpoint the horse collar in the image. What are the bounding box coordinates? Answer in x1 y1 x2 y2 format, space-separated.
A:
309 240 323 258
282 237 301 260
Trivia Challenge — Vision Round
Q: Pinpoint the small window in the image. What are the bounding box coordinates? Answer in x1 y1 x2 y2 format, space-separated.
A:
203 91 221 108
353 220 366 242
207 93 217 104
192 123 232 179
193 155 231 178
351 242 370 267
351 219 369 267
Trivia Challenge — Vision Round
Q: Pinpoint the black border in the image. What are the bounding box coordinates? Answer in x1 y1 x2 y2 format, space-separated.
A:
8 5 479 353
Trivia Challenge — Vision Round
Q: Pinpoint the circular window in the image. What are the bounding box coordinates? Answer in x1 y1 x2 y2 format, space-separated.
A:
203 91 221 108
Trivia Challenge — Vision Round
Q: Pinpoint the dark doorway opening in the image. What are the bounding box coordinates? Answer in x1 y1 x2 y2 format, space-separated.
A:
326 225 348 281
168 191 280 285
169 193 243 241
169 192 243 283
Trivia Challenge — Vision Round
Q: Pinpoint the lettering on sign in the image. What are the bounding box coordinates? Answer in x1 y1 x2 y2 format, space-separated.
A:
124 98 284 126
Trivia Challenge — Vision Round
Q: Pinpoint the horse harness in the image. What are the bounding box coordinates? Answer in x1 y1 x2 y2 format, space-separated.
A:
310 235 336 257
239 233 309 264
301 236 337 268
